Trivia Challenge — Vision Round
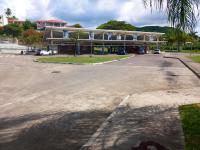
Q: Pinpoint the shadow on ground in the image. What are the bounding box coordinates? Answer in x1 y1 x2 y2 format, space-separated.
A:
0 110 111 150
0 105 184 150
82 105 184 150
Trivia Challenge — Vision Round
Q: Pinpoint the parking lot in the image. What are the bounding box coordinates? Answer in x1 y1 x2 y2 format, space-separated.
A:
0 54 199 150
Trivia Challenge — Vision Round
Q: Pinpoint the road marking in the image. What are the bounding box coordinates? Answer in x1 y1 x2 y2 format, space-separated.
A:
110 65 186 70
80 94 131 149
0 103 12 108
0 90 53 108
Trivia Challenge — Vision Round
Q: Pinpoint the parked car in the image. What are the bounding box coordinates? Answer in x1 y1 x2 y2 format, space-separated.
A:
138 47 145 54
40 50 52 55
153 49 161 54
35 49 52 56
22 49 36 55
117 48 127 55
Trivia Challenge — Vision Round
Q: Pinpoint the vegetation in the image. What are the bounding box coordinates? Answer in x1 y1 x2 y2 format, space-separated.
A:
3 24 23 38
23 20 37 30
143 0 199 32
189 56 200 63
136 26 173 33
22 29 44 48
97 20 136 31
37 55 128 64
5 8 12 17
144 0 200 51
97 20 199 52
72 24 83 28
179 104 200 150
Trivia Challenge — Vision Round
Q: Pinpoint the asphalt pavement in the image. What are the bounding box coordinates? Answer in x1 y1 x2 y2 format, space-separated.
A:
0 54 199 150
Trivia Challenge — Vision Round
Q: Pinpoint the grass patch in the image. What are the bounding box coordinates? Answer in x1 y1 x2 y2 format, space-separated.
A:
189 56 200 63
179 104 200 150
37 55 129 64
164 50 200 54
181 50 200 54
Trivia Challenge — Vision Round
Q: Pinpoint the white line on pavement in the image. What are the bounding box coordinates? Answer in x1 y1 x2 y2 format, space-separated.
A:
80 94 131 149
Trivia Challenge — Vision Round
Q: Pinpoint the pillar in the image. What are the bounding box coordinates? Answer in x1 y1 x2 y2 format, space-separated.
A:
124 34 126 53
50 30 53 38
90 41 93 56
156 36 159 49
77 42 80 55
102 33 105 54
143 34 146 42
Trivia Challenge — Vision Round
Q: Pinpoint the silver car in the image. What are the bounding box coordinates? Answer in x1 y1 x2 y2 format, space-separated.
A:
154 49 161 54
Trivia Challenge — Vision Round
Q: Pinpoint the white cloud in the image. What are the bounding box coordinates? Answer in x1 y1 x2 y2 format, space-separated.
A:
96 0 118 11
0 0 53 20
117 0 167 26
0 0 199 34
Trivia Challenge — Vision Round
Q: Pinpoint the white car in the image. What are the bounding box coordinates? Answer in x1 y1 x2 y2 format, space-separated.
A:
153 49 161 54
39 50 52 56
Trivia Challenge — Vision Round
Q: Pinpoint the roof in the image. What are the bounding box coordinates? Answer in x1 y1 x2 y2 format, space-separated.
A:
36 20 67 23
45 26 165 36
7 18 25 23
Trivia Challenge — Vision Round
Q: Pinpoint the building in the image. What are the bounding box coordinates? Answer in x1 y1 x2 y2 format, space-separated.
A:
0 15 8 26
7 18 25 26
36 20 67 30
45 26 165 55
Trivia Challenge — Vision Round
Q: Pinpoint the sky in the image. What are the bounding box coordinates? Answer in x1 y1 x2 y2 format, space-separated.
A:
0 0 199 32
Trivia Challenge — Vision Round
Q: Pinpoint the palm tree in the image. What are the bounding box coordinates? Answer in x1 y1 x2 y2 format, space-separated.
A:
5 8 12 17
143 0 199 32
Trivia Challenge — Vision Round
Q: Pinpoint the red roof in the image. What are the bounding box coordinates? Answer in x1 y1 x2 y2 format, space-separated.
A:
7 18 25 23
36 20 66 23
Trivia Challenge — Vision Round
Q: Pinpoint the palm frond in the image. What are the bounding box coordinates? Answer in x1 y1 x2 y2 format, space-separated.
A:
143 0 200 32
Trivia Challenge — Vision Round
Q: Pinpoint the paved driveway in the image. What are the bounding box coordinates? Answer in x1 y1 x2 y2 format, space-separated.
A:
0 54 199 150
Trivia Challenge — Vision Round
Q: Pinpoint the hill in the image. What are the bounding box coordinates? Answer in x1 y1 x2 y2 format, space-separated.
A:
136 26 173 34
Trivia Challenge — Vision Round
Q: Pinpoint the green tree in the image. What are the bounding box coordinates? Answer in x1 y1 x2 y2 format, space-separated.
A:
3 24 23 37
164 29 177 45
0 26 4 35
23 20 37 30
143 0 199 32
72 24 82 28
188 32 199 41
97 20 136 31
5 8 12 17
144 0 200 51
70 31 81 56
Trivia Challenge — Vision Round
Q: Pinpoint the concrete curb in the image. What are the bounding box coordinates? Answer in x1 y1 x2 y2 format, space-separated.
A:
80 94 131 150
164 56 200 79
33 55 135 65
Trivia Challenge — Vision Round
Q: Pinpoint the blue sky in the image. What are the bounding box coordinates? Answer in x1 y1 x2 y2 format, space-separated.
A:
0 0 193 29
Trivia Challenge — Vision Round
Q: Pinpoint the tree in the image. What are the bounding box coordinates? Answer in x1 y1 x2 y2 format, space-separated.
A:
23 20 37 30
143 0 199 33
0 27 4 35
97 20 136 31
12 16 17 19
136 26 173 33
188 31 199 41
164 29 177 45
70 31 81 56
5 8 12 17
72 24 82 28
22 29 44 48
3 24 23 37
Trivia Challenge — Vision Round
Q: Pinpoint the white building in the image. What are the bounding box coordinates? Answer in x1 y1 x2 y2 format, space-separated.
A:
36 20 67 30
45 26 165 54
0 15 8 26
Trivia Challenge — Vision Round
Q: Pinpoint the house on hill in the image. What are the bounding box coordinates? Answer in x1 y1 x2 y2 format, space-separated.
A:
36 20 67 30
